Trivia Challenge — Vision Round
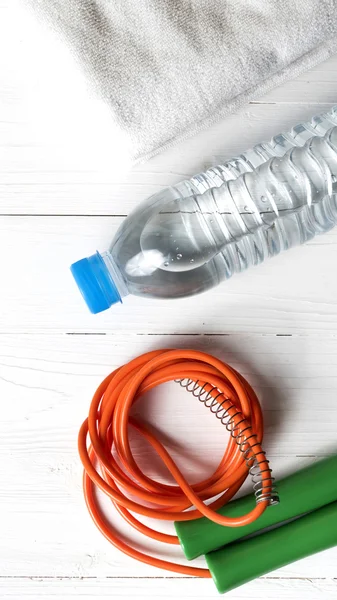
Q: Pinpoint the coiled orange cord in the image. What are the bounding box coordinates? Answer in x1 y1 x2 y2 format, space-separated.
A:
78 349 272 577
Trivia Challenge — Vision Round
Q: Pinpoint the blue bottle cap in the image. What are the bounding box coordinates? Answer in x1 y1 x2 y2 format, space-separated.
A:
70 252 122 314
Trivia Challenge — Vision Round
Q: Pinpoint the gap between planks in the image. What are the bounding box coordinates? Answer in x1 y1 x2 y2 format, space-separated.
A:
0 575 336 581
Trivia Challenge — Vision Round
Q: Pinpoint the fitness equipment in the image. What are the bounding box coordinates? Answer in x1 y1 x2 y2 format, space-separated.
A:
78 349 337 592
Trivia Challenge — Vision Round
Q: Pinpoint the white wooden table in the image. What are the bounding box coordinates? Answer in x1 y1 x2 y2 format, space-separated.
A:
1 2 337 599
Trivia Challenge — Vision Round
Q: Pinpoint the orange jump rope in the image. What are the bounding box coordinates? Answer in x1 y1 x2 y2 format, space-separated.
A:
78 348 275 577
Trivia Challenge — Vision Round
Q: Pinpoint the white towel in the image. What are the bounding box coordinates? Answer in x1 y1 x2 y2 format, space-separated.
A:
25 0 337 161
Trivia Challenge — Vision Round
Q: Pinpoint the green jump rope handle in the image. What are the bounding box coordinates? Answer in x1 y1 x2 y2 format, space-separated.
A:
175 454 337 559
206 500 337 594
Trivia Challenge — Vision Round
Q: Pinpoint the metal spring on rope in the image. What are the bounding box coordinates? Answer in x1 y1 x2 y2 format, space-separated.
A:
176 378 279 506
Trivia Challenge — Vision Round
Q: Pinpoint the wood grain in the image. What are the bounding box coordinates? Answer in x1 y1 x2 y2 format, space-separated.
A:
1 0 337 597
1 3 337 217
0 333 337 580
1 216 337 334
1 577 337 600
1 102 335 216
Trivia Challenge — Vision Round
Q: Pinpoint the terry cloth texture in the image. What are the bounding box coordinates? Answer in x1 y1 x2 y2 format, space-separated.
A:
25 0 337 161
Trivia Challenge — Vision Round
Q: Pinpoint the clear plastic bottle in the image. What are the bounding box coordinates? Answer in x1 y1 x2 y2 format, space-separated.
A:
179 105 337 194
71 112 337 314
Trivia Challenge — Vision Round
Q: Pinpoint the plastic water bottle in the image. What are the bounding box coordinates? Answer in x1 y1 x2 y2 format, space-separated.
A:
182 106 337 193
71 110 337 314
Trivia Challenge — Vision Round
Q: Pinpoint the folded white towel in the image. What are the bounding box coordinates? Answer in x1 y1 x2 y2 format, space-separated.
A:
26 0 337 161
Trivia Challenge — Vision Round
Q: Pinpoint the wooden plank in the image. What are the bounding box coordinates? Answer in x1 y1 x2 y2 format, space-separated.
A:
2 2 337 216
260 55 337 103
2 0 337 596
1 577 337 600
1 102 336 216
1 216 337 334
0 333 337 578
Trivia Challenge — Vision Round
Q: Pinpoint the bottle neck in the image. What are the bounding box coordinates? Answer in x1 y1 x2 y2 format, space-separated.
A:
101 251 129 300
